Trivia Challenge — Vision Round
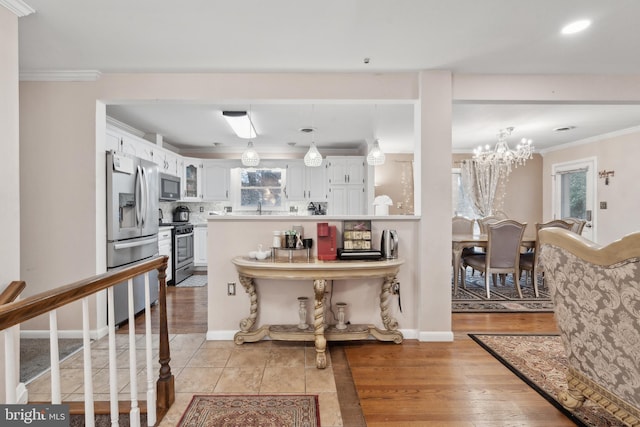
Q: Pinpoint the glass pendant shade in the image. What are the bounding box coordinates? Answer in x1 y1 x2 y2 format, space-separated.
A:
367 140 386 166
241 141 260 167
304 142 323 167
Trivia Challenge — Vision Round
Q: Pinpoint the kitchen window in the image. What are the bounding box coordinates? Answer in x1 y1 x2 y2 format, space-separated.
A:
231 167 285 212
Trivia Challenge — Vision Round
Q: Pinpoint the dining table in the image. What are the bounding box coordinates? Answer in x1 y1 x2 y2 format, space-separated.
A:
452 232 537 294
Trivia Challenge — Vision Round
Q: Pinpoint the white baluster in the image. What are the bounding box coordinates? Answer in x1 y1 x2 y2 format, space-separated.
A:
107 287 119 427
82 297 95 427
49 311 61 403
4 326 17 403
144 273 156 426
128 278 141 427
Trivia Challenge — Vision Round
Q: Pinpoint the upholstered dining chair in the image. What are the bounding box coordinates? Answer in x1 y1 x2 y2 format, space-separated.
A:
452 216 476 283
462 219 526 299
519 219 572 297
562 217 587 235
478 216 502 234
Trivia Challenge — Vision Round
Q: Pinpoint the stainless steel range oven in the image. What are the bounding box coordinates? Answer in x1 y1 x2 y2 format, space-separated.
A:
172 223 194 285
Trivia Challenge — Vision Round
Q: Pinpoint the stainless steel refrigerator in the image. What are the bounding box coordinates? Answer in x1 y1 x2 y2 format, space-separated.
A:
106 151 160 325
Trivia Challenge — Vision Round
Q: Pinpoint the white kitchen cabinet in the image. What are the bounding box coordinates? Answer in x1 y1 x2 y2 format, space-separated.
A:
285 160 327 202
194 226 208 267
328 184 364 215
156 150 180 176
181 157 203 201
327 156 365 185
158 227 173 283
203 160 231 201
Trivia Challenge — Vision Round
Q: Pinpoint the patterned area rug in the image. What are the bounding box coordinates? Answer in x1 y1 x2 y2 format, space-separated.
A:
176 274 207 288
178 394 320 427
452 272 554 312
470 334 623 427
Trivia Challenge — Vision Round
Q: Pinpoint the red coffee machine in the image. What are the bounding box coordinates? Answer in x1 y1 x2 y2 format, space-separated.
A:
317 222 337 260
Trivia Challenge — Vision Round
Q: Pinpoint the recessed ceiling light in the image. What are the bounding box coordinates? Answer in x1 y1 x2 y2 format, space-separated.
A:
561 19 591 35
554 126 576 132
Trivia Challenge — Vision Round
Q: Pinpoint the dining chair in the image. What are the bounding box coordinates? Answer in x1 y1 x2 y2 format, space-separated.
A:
462 219 526 299
478 216 502 234
452 216 476 285
562 217 587 235
519 220 572 297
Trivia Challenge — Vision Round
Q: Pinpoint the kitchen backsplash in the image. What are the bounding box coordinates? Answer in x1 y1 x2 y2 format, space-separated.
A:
159 201 326 224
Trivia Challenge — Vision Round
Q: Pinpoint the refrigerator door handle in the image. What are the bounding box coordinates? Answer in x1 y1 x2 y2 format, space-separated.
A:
135 165 142 227
113 237 158 250
140 166 147 227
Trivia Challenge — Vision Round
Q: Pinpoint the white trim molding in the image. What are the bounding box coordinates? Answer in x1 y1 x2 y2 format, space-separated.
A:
19 69 102 82
0 0 35 16
418 330 454 342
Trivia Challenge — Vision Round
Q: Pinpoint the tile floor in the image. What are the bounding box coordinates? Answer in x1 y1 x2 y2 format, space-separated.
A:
26 333 343 426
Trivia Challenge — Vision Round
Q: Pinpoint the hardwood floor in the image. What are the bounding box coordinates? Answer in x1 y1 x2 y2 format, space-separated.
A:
125 287 574 426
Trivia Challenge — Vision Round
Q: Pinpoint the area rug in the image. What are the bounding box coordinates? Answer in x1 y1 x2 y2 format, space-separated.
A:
177 394 320 427
452 273 554 312
469 334 623 426
20 338 83 383
176 274 207 288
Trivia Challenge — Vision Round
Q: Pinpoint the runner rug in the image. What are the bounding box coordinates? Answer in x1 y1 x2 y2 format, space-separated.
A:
469 334 622 427
452 273 554 312
177 394 320 427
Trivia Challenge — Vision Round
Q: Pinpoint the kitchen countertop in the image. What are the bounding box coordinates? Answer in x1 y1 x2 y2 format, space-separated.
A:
207 214 420 221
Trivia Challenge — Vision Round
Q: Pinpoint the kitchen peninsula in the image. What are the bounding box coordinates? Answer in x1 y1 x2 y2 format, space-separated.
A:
206 215 420 344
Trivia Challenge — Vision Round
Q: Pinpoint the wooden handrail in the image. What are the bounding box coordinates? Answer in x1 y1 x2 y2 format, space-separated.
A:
0 281 26 305
0 256 174 421
0 257 167 330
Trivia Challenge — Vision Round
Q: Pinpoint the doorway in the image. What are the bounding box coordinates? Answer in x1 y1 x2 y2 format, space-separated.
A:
552 157 597 242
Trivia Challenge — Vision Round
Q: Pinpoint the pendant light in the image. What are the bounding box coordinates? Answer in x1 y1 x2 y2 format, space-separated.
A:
303 105 323 167
241 107 260 167
367 105 386 165
367 139 386 166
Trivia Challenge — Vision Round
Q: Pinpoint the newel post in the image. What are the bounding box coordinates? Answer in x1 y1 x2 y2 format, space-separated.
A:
156 258 175 409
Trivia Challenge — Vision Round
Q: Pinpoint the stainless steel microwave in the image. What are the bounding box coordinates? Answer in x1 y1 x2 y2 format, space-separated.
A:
159 173 181 201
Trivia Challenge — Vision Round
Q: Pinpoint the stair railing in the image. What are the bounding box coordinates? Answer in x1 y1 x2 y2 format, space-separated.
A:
0 255 174 426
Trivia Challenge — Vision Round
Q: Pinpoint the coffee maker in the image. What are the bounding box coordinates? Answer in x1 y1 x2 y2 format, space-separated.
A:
317 222 337 260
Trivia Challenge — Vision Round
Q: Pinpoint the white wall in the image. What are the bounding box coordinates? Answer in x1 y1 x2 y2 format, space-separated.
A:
0 4 21 403
542 129 640 245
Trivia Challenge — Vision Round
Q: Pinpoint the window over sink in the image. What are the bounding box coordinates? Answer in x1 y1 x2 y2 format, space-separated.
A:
231 167 286 212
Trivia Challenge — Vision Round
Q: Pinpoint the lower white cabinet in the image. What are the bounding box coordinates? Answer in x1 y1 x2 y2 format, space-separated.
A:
194 226 208 266
158 228 173 283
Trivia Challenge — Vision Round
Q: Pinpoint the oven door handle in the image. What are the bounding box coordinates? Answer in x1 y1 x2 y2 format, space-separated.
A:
176 232 194 238
113 237 158 250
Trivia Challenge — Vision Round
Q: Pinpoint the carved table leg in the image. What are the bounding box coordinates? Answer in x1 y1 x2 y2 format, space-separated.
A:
313 279 327 369
370 274 403 344
234 275 269 344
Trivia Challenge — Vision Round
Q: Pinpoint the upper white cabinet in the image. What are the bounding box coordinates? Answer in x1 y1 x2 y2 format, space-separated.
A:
203 160 231 201
285 160 327 202
327 156 365 185
181 158 203 201
156 150 180 177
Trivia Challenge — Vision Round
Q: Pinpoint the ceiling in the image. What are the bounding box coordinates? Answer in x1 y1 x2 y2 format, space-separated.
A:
15 0 640 154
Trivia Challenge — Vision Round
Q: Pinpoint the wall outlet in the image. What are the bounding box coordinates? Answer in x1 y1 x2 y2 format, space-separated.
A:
600 201 607 209
227 282 236 296
199 206 204 212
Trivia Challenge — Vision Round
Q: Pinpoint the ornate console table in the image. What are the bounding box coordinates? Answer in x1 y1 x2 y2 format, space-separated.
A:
231 256 405 369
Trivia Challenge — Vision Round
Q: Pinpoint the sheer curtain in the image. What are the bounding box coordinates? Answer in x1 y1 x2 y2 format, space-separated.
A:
460 159 507 217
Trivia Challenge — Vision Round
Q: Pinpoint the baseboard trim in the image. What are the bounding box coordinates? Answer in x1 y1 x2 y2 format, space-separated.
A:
206 330 238 341
418 331 454 342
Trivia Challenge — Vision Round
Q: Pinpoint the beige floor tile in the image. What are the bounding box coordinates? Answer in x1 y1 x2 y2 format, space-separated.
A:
305 346 332 367
158 392 194 427
305 366 337 393
115 348 159 370
169 333 206 349
214 367 264 393
226 348 270 368
266 346 306 367
85 368 131 394
167 346 199 368
27 368 86 395
186 347 232 367
260 366 306 393
200 340 237 349
92 334 131 350
61 348 122 370
317 392 343 427
175 367 223 393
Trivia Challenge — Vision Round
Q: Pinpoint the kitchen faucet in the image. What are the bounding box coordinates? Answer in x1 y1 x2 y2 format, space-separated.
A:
256 201 262 215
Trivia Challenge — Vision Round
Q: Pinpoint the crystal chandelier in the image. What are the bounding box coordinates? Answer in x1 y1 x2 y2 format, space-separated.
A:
367 139 386 166
241 141 260 167
473 127 533 174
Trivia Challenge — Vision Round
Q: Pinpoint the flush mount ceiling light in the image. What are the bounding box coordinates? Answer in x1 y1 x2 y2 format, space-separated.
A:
367 140 386 166
222 111 257 139
241 141 260 167
561 19 591 35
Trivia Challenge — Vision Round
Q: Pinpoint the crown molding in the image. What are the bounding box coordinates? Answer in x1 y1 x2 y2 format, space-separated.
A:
106 116 146 138
0 0 35 16
19 70 102 82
